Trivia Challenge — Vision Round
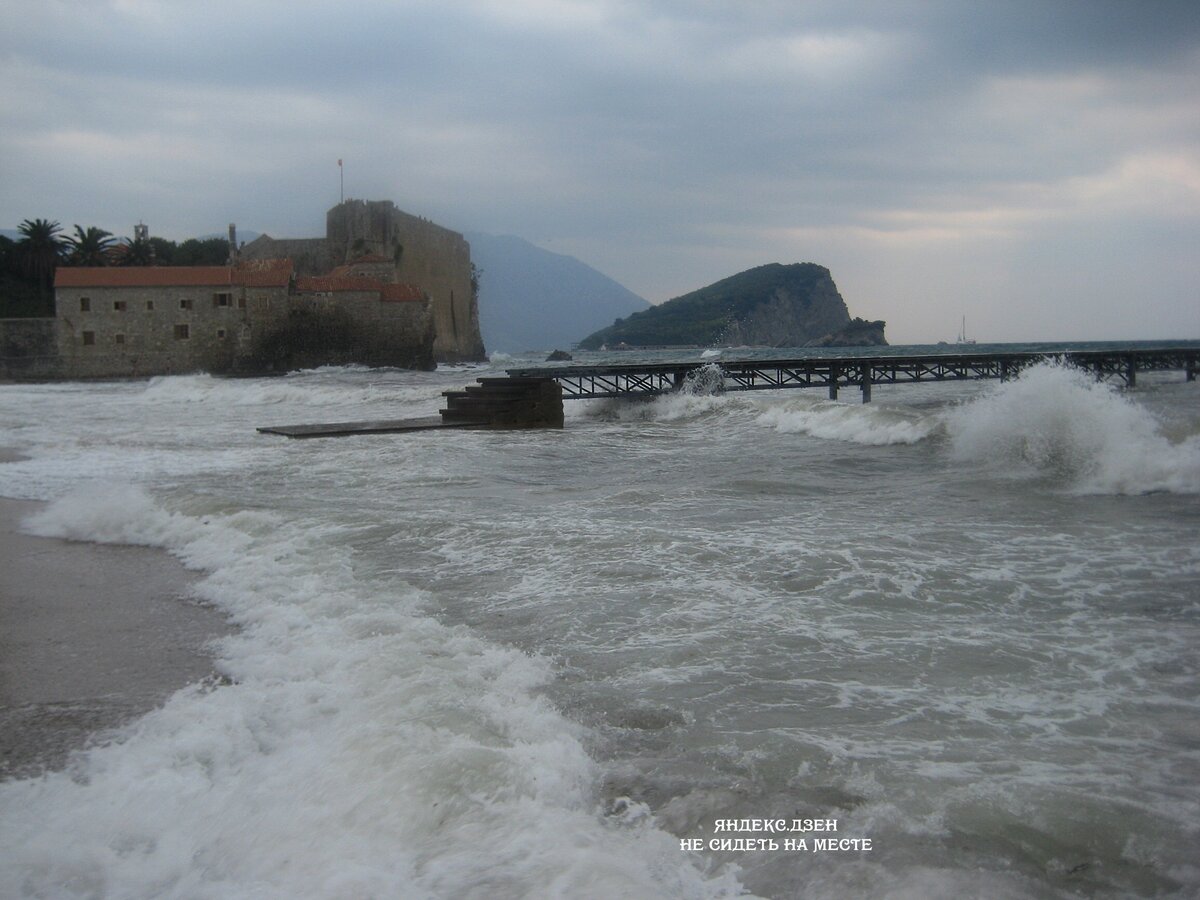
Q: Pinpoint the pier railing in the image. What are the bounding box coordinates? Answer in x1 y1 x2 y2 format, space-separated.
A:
508 347 1200 403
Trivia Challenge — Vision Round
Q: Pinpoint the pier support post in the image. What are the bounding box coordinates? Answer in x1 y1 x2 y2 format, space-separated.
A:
1000 360 1010 382
860 364 872 403
1125 356 1137 388
828 365 839 400
1188 367 1196 382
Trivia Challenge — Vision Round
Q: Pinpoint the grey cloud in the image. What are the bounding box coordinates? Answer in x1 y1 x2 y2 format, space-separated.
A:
2 1 1197 340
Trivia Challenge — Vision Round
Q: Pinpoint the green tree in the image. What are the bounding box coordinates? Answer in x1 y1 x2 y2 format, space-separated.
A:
174 237 229 265
0 235 15 276
1 233 53 317
149 236 177 265
114 236 155 266
16 218 64 294
63 225 116 266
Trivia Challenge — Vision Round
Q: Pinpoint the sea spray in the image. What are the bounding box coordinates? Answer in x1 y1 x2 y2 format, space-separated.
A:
946 361 1200 494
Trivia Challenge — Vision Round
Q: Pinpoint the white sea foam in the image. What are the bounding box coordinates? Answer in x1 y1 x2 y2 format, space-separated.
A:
947 361 1200 494
756 396 940 445
3 361 1197 898
575 364 742 424
1 485 742 899
22 482 206 547
140 371 441 409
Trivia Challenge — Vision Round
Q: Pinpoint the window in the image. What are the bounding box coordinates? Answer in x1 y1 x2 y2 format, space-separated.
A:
180 299 193 310
114 333 125 345
113 300 127 312
82 331 95 346
146 300 155 311
216 328 227 339
174 324 190 340
213 292 232 307
79 297 91 312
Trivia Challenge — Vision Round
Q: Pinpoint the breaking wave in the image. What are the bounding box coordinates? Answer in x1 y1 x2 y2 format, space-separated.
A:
2 485 742 899
756 396 940 445
946 361 1200 494
140 370 442 409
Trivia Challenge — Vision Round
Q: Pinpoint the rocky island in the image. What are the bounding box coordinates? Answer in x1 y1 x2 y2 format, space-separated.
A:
577 263 885 350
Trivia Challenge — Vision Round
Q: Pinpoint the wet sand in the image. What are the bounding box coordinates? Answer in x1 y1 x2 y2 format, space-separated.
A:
0 486 232 780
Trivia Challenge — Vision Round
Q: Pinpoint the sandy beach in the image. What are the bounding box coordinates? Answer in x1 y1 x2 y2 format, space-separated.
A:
0 484 232 780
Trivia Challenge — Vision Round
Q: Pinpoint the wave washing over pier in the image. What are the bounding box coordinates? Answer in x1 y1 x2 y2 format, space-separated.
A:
1 343 1199 898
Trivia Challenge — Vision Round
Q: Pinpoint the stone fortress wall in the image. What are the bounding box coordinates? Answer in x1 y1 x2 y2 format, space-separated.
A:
245 199 485 363
0 318 61 379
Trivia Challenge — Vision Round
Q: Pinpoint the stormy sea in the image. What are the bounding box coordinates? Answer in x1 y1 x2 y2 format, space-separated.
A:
1 342 1198 899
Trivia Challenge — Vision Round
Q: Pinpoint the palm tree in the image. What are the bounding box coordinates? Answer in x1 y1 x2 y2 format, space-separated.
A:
114 236 155 266
63 225 116 266
16 218 64 293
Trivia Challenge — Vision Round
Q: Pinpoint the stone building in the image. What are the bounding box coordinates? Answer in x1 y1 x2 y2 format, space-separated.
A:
52 260 291 378
242 199 486 363
41 258 435 378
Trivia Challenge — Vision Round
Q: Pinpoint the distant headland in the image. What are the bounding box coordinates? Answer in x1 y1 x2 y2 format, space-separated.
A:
578 263 885 350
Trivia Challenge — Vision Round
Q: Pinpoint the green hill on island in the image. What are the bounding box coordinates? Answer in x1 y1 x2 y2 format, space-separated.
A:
577 263 885 350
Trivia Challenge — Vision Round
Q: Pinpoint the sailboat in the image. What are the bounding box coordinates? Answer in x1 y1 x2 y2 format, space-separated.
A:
957 316 976 345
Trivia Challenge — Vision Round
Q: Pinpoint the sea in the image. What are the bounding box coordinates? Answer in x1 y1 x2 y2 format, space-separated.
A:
1 342 1198 899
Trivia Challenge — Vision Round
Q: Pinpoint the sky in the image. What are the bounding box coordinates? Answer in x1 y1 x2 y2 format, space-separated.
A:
2 0 1198 344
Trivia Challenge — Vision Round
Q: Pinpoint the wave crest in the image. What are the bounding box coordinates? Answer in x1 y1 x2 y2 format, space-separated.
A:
946 361 1200 494
757 397 940 445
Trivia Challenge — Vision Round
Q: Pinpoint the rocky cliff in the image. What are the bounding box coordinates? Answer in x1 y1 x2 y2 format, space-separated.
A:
578 263 886 350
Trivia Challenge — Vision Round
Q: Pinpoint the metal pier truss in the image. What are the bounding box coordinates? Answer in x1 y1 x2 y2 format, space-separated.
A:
508 348 1200 402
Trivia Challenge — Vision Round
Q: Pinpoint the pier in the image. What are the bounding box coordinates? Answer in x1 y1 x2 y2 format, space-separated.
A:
259 347 1198 437
506 347 1200 404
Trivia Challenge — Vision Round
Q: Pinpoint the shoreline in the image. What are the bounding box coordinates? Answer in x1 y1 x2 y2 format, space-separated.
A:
0 485 233 780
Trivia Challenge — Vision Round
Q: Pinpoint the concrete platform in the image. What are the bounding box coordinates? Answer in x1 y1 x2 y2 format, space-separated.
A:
256 416 487 438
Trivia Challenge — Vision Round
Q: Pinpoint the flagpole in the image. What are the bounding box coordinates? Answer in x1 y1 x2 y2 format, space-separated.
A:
338 158 344 204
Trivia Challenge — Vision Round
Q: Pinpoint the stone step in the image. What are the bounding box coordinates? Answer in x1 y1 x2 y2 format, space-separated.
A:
438 376 564 429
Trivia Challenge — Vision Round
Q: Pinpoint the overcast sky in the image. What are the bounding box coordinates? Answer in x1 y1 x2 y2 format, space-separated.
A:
3 0 1198 343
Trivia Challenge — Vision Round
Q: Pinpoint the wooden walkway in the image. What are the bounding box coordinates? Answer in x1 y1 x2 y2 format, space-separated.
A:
507 347 1200 403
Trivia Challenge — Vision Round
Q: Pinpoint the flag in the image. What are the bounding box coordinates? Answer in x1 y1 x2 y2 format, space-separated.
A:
338 158 343 167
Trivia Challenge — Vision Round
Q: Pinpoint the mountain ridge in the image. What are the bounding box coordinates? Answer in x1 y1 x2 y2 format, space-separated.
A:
465 232 650 353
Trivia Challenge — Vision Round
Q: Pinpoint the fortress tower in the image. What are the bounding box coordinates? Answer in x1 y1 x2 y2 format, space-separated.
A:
242 199 485 363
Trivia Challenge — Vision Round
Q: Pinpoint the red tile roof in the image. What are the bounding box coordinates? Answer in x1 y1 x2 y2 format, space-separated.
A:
294 275 382 293
55 259 292 289
237 259 294 287
52 260 423 302
381 283 425 303
295 277 425 302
